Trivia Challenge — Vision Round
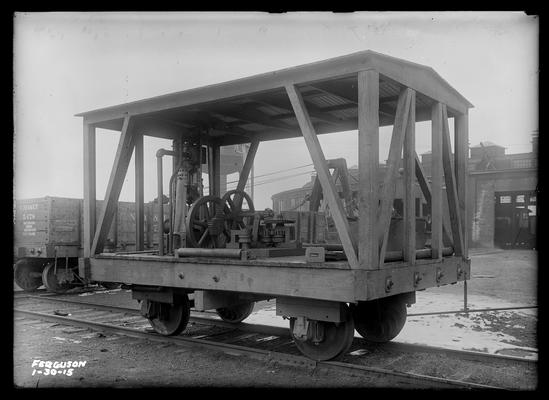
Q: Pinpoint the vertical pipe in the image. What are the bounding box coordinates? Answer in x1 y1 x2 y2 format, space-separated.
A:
168 172 177 254
173 169 188 248
464 272 468 312
157 153 164 256
357 70 379 270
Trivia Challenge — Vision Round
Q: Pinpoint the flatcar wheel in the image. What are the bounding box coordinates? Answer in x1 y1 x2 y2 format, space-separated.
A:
289 312 355 361
14 260 43 291
142 296 190 336
216 302 255 323
351 296 407 343
42 263 78 293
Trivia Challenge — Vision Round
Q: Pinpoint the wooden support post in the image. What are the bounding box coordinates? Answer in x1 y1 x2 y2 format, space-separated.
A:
209 144 221 197
357 70 379 270
441 105 464 256
431 102 443 260
135 131 144 251
454 111 469 257
83 123 96 258
377 88 412 268
91 115 136 255
403 90 416 264
286 84 358 269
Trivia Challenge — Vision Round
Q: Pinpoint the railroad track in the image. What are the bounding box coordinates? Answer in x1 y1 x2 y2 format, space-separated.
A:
13 294 537 389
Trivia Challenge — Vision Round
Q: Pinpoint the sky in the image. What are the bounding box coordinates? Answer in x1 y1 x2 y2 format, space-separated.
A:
13 12 538 210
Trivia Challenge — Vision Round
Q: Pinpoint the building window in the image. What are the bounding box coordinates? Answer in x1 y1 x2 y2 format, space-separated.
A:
516 195 525 203
499 195 512 204
512 158 534 169
530 195 537 204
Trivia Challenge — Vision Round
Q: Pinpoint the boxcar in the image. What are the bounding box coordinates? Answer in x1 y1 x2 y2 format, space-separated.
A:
13 196 167 292
75 50 472 360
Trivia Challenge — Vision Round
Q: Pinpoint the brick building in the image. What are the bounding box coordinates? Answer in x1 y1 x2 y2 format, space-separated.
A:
271 136 538 249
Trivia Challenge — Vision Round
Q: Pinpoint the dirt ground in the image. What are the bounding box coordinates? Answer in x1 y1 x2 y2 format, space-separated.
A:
13 319 384 388
429 249 537 305
13 249 538 388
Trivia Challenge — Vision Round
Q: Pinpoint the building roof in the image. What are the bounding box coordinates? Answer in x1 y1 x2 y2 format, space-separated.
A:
470 141 506 149
76 50 473 146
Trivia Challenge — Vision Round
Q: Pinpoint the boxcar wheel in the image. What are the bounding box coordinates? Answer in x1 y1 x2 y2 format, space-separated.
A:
142 295 190 336
216 302 255 323
289 309 354 361
14 260 43 291
351 296 407 343
42 263 78 294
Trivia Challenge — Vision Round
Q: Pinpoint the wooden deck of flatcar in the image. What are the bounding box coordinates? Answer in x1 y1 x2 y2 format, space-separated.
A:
84 253 358 303
83 252 469 304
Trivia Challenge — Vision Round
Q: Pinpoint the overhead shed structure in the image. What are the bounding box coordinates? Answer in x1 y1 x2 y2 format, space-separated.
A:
76 50 473 361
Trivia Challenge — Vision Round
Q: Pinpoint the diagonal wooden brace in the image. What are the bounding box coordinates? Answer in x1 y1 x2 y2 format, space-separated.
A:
441 105 464 256
377 88 412 268
234 139 259 207
91 115 137 255
286 84 358 269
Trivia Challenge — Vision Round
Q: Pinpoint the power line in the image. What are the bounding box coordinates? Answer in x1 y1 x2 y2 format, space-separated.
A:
226 170 315 188
223 163 314 185
203 163 315 191
248 163 314 180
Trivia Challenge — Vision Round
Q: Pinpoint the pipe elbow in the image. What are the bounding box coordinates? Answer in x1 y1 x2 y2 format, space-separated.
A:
156 149 167 158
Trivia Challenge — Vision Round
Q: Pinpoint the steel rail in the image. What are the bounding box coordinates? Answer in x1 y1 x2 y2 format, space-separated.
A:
408 305 538 317
15 295 289 336
14 295 537 366
14 307 503 390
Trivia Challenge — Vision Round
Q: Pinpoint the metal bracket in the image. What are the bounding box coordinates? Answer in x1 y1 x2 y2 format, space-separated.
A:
305 246 325 262
413 271 422 287
385 276 394 293
436 268 444 283
292 316 310 342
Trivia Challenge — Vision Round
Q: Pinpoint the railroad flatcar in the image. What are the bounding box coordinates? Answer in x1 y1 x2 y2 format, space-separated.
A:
75 50 471 361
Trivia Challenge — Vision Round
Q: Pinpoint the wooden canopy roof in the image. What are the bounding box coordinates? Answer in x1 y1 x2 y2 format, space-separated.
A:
76 50 473 146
